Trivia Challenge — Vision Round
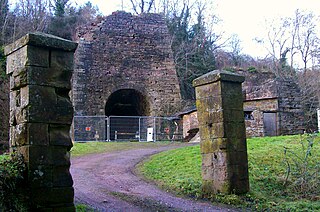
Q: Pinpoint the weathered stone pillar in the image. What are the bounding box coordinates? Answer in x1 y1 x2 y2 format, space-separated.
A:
5 33 78 210
193 70 249 194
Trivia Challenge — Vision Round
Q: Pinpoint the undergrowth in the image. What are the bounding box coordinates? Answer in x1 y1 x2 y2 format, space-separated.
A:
282 134 319 200
0 153 29 211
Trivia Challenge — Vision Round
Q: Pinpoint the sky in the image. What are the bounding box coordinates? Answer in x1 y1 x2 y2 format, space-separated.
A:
72 0 320 58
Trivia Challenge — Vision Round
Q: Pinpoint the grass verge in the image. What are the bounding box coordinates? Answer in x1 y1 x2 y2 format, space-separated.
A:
139 134 320 211
71 141 182 157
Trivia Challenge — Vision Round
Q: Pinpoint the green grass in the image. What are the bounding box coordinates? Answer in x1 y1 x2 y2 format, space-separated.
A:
71 141 180 157
139 134 320 211
76 204 95 211
0 154 9 162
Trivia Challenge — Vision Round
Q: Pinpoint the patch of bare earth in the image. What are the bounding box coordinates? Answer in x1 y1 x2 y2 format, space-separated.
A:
71 144 238 211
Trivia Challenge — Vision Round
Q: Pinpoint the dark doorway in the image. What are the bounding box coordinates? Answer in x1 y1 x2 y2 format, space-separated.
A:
263 112 277 136
105 89 149 141
105 89 148 116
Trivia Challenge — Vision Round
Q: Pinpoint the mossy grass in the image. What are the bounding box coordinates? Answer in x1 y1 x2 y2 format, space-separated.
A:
139 134 320 211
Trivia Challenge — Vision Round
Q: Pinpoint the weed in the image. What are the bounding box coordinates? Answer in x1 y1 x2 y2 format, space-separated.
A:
76 204 95 212
282 134 320 199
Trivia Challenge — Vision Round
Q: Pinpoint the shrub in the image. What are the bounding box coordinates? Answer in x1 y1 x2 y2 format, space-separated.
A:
0 153 29 211
247 66 257 73
282 134 320 199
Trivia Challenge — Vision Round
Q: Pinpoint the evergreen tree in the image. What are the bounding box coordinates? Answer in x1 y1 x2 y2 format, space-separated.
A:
167 6 216 100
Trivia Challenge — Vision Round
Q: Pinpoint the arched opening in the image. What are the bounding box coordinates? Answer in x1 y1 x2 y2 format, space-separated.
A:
105 89 149 141
105 89 148 116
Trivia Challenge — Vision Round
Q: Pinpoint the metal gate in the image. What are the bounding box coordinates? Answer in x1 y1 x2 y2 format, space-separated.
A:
73 116 182 142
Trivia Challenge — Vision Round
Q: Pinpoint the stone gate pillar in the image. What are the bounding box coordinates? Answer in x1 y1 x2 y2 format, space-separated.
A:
5 33 78 210
193 70 249 194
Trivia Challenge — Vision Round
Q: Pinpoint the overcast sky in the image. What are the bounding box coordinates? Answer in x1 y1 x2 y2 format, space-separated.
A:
72 0 320 58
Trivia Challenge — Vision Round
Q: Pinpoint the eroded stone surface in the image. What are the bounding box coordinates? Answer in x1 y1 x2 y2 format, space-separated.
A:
73 11 181 116
6 33 76 211
194 70 249 195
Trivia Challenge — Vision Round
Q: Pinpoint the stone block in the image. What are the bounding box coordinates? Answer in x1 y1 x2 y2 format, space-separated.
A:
10 123 49 146
53 166 73 187
223 109 245 123
232 179 250 194
10 66 72 90
6 45 49 75
51 50 74 70
10 125 27 147
32 187 74 206
226 138 247 152
49 124 73 148
195 98 224 124
4 32 78 55
193 70 244 88
18 146 71 168
201 153 213 167
221 81 243 97
51 147 71 166
195 82 221 99
200 138 229 154
212 150 229 167
227 151 248 166
11 85 73 124
201 165 214 181
198 122 225 141
224 121 246 139
29 166 53 188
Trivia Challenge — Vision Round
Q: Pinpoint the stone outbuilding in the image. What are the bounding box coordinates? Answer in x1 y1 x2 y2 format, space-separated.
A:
72 11 181 117
179 70 305 138
241 70 304 137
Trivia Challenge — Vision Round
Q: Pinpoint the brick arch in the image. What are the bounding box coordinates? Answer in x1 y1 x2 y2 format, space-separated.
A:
105 89 150 116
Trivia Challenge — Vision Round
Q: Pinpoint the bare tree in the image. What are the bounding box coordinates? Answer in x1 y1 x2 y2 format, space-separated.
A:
12 0 51 41
294 10 320 73
129 0 156 14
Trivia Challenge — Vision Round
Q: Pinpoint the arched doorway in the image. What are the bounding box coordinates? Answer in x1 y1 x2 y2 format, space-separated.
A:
105 89 148 116
105 89 149 141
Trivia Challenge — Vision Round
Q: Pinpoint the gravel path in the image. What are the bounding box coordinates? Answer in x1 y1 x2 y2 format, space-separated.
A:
71 144 237 211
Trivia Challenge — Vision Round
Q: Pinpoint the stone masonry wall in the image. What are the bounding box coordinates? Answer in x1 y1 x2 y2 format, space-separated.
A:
244 98 278 137
277 80 304 134
0 77 9 152
241 70 304 136
73 11 181 116
5 33 77 210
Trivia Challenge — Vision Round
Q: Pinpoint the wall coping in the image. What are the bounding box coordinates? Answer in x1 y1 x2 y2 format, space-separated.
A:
193 70 245 87
5 32 78 56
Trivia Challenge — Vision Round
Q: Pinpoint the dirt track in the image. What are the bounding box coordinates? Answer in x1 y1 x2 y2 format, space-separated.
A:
71 144 236 211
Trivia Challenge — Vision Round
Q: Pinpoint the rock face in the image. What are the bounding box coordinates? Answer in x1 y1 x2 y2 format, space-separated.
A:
193 70 249 195
5 32 77 211
73 11 181 117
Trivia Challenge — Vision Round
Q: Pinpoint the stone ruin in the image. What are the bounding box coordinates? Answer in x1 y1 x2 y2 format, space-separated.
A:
73 11 181 117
